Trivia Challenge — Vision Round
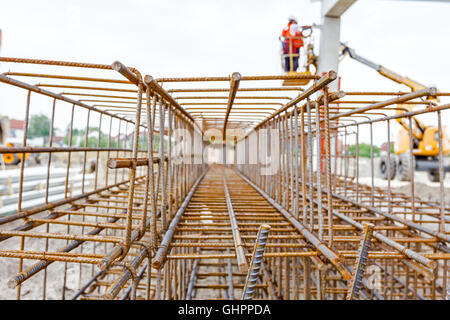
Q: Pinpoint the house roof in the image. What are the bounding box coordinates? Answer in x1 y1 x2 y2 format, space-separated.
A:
52 136 64 143
10 119 25 130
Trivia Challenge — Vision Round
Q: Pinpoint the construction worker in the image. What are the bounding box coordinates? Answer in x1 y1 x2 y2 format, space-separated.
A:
280 16 311 72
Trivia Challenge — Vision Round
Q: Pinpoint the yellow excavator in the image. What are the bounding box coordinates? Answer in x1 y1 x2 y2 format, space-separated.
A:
341 44 450 182
0 117 28 166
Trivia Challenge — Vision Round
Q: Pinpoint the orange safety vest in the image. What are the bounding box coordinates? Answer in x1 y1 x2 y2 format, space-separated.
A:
282 22 304 50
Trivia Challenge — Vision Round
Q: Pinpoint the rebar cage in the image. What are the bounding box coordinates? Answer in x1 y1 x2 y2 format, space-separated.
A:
0 57 449 300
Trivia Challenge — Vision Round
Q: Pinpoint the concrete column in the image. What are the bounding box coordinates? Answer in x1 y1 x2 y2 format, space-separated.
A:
317 15 341 90
316 0 356 90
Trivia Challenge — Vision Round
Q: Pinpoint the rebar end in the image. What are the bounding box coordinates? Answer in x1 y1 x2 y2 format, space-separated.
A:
111 61 124 72
7 278 18 289
97 260 108 271
231 72 242 81
429 87 438 96
144 75 154 85
102 293 114 300
328 70 337 80
106 158 117 169
336 90 346 99
427 260 438 270
239 262 249 274
152 260 162 269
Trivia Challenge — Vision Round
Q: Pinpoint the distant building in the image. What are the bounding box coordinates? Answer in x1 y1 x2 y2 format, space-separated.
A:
0 118 64 147
52 135 64 146
0 116 9 144
7 119 25 144
380 141 394 153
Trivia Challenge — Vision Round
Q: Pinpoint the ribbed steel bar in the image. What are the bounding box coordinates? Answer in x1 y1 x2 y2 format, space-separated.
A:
346 223 375 300
242 224 271 300
223 175 248 272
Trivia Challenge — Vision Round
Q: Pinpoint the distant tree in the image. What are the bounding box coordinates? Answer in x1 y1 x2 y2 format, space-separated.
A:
63 126 118 148
152 133 167 151
27 114 51 141
348 143 380 158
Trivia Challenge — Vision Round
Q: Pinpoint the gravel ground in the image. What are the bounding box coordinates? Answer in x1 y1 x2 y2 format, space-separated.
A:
354 157 450 205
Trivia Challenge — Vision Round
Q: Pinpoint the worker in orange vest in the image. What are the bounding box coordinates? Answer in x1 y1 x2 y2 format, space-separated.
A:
280 16 311 72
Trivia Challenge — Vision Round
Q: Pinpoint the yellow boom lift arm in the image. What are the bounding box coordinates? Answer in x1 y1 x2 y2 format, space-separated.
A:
340 44 448 156
340 43 450 182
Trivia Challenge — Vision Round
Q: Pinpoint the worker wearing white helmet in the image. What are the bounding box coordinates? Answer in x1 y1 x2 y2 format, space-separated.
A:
280 16 312 72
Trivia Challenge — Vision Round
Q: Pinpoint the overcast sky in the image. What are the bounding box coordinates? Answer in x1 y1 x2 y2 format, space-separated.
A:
0 0 449 139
